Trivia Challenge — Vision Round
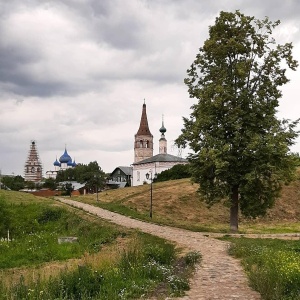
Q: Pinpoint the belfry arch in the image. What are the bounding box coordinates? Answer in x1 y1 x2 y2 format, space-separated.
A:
134 102 153 163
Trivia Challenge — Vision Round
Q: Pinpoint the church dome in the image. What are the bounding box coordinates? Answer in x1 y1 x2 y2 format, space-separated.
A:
53 158 61 167
72 159 77 167
159 121 166 134
59 149 72 163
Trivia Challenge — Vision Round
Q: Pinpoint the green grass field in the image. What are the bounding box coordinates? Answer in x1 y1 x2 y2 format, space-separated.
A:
0 192 123 269
0 190 200 299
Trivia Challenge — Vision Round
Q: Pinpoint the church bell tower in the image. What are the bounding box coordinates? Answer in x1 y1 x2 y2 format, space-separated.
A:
24 140 43 182
134 101 153 163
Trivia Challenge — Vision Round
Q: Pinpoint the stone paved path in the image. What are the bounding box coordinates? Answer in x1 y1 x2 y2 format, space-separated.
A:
57 198 261 299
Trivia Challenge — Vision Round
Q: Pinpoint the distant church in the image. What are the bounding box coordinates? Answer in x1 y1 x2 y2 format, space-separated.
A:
46 147 77 179
24 141 43 182
132 102 187 186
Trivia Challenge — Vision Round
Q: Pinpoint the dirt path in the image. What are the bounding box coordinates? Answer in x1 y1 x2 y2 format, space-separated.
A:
57 198 261 300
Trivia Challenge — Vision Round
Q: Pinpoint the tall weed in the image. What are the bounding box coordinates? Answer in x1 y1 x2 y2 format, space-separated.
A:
227 238 300 300
1 234 200 299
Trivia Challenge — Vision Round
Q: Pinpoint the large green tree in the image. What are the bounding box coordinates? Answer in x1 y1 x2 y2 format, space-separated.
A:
43 178 58 190
1 175 25 191
176 11 299 232
56 161 105 193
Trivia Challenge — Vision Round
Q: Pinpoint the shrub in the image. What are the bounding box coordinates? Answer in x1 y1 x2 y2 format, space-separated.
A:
155 164 191 182
184 251 201 266
37 207 64 224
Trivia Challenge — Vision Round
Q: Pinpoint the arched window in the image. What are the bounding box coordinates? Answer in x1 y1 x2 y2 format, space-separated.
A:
140 140 143 148
145 140 149 148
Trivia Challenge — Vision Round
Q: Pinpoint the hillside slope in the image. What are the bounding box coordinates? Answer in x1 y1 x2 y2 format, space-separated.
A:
75 169 300 233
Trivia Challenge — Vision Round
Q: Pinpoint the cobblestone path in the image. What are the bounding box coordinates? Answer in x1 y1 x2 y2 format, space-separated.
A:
57 198 261 300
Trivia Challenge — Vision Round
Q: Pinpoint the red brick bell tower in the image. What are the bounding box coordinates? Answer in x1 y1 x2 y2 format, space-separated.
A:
134 101 153 163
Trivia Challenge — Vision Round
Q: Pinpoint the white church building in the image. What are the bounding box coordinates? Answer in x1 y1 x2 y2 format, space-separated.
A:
132 102 188 186
45 148 77 179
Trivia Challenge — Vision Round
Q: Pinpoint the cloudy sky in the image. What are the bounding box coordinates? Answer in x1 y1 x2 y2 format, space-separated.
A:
1 0 299 176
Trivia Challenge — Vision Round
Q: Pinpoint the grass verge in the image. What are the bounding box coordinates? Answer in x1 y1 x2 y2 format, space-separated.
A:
224 237 300 300
0 233 201 300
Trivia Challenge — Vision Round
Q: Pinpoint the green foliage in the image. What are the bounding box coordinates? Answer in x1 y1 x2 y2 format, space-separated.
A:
49 265 104 299
155 164 191 182
184 251 201 266
291 152 300 166
25 181 36 190
56 161 105 192
61 182 74 196
0 196 122 269
42 178 57 190
176 10 299 230
0 234 198 299
227 238 300 300
37 207 64 223
1 175 25 191
0 197 11 236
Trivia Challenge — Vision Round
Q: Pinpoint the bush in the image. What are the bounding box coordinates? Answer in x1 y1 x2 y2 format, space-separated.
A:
155 164 191 182
37 207 64 223
184 251 201 266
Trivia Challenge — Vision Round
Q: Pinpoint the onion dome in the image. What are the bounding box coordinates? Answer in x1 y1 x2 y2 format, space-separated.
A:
53 158 60 167
72 159 77 167
159 116 166 134
67 160 74 167
59 148 72 163
159 123 166 134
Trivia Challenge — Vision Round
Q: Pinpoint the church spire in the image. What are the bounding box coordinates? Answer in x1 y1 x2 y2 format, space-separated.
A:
134 100 153 163
136 101 152 136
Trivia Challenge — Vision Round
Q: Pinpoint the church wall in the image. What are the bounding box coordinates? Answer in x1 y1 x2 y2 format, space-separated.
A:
132 161 188 186
134 134 154 163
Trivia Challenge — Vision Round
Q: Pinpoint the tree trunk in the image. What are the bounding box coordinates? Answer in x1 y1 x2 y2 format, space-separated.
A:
230 185 239 233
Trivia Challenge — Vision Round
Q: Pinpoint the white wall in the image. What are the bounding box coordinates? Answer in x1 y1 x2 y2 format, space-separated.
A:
132 161 186 186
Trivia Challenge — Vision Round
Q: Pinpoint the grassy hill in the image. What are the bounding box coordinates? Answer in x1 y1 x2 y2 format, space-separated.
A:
73 169 300 233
